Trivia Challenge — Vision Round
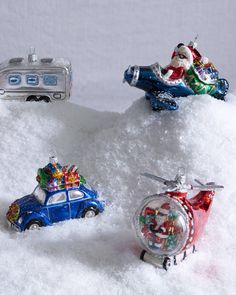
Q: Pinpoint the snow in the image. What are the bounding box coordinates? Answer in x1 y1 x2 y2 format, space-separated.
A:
0 95 236 295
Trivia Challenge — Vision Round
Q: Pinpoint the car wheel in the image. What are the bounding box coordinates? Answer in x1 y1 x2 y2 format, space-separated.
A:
25 220 43 231
82 207 99 218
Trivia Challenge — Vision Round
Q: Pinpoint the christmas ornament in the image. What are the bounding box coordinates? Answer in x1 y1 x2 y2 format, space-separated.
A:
0 48 72 102
6 156 105 231
124 37 229 111
133 170 223 270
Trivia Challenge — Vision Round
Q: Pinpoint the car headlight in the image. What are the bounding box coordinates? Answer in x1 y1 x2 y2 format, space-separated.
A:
18 217 23 224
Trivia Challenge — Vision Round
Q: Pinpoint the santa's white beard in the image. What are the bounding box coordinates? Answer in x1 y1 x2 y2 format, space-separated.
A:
152 216 166 230
170 56 191 70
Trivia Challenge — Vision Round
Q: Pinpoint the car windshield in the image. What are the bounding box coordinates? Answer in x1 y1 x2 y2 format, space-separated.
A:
33 186 46 204
83 183 93 191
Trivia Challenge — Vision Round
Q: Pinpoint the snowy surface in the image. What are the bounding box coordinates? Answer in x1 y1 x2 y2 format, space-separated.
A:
0 96 236 295
0 0 235 111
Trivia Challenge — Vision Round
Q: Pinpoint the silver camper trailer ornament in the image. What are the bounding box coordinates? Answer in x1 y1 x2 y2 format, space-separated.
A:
0 48 72 102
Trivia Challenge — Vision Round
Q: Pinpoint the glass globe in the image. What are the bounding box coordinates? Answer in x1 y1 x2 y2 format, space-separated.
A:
133 194 190 256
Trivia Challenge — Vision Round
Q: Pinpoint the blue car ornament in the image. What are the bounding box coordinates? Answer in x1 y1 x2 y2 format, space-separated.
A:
6 156 105 231
124 39 229 111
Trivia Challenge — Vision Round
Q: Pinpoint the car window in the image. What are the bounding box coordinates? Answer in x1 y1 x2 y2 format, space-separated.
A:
8 74 21 85
43 75 58 86
33 186 46 205
26 75 39 86
83 183 92 191
68 190 84 201
47 192 66 205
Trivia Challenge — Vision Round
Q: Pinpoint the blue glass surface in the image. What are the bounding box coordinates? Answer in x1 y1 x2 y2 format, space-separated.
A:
43 75 58 86
26 75 39 86
8 74 21 85
124 64 229 110
7 184 105 231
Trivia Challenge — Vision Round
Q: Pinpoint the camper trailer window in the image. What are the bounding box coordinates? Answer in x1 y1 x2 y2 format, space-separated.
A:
43 75 57 86
26 75 39 86
8 74 21 86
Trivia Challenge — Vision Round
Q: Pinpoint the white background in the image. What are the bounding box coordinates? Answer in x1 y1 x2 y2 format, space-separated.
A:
0 0 235 111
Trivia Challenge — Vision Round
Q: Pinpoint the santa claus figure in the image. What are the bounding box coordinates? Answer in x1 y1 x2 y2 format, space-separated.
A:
163 39 209 81
141 203 174 249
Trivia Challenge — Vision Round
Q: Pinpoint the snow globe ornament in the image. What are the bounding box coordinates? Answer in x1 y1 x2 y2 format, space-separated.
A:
133 171 223 270
123 37 229 111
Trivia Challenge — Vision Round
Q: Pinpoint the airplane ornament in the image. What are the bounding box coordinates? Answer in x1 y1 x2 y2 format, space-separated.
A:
124 38 229 111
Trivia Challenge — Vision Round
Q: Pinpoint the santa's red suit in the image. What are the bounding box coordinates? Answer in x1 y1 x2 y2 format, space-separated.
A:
163 41 206 81
141 205 173 248
164 65 185 80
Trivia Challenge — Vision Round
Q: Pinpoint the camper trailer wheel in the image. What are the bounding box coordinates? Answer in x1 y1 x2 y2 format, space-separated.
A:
35 96 41 102
26 95 37 102
41 96 50 103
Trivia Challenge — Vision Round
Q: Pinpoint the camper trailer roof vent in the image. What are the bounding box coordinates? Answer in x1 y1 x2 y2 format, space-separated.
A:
28 47 38 63
41 58 53 63
9 57 24 64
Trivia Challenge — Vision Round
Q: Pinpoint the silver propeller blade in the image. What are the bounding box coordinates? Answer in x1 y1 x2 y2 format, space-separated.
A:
194 179 224 190
141 173 167 183
192 184 224 190
140 173 175 186
194 179 204 186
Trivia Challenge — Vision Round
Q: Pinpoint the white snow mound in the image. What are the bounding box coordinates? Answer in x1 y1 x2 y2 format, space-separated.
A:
0 95 235 295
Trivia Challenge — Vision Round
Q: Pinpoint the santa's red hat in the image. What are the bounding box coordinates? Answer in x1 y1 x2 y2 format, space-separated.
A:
172 42 202 66
159 203 170 215
188 43 201 61
188 42 209 64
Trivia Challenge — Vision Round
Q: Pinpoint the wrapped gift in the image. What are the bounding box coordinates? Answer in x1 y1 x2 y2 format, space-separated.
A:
62 165 80 188
36 157 86 191
36 156 63 191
